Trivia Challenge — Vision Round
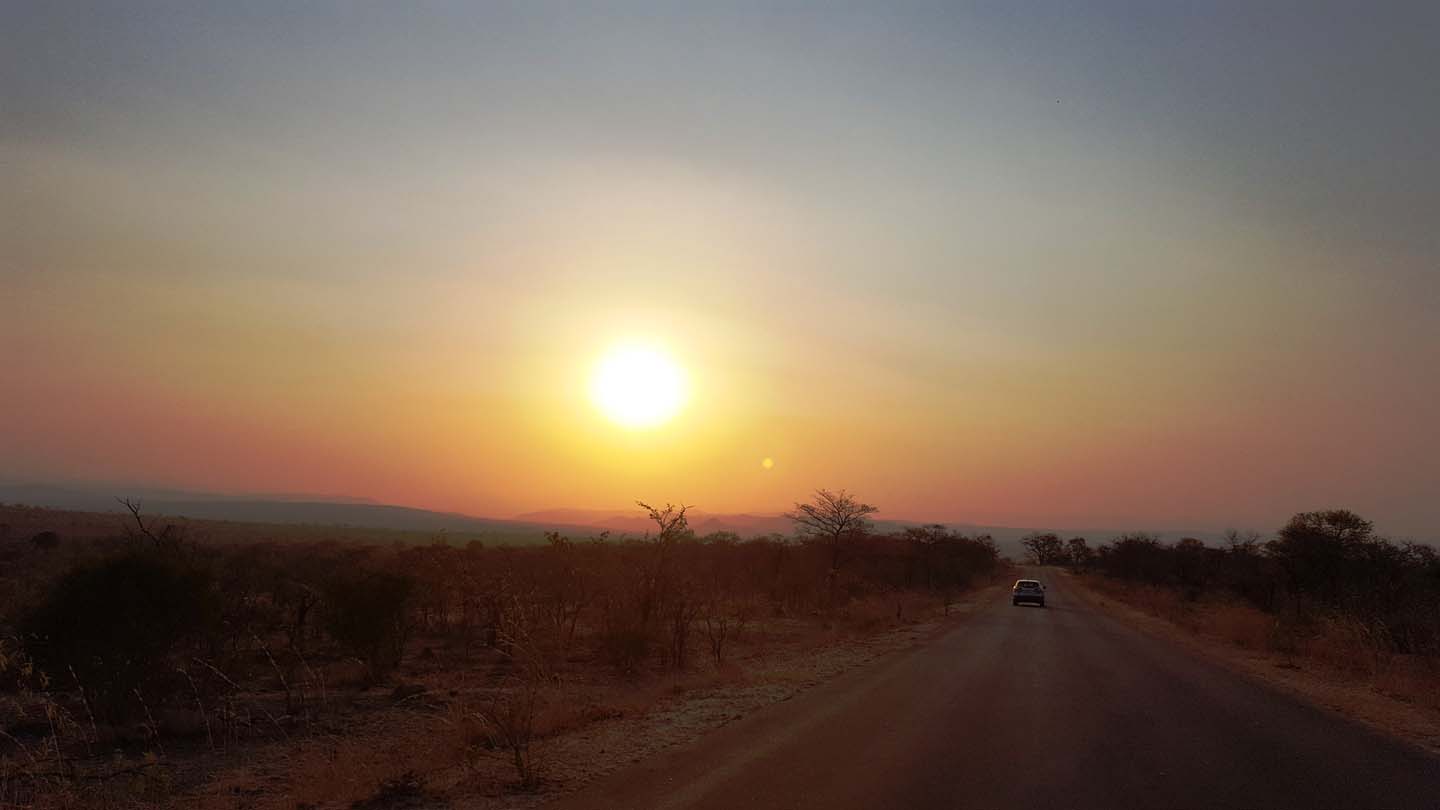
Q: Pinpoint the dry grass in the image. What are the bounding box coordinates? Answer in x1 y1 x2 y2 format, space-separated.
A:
1 500 1011 809
122 579 1008 810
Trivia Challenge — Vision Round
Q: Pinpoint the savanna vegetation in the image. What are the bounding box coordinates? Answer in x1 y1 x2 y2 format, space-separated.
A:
0 491 1004 808
1048 511 1440 711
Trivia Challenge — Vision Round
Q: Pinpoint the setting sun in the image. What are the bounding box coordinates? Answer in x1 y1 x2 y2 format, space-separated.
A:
590 344 687 428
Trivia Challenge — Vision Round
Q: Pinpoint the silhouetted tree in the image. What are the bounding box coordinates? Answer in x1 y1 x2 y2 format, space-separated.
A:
118 497 185 551
635 501 692 623
637 501 693 545
1267 510 1374 609
785 489 877 607
1081 512 1440 659
1173 537 1212 598
1096 533 1167 582
1021 532 1065 566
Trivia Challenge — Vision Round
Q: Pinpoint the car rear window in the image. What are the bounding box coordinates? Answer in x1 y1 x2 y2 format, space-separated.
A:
1017 580 1039 588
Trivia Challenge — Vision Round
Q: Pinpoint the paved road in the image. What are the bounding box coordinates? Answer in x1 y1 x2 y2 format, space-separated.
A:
550 570 1440 809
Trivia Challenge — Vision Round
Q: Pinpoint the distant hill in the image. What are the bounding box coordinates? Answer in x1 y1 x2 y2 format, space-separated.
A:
0 483 380 509
1 484 1241 556
0 484 591 538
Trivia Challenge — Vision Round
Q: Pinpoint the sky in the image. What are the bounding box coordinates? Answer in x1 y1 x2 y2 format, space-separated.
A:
4 2 1438 537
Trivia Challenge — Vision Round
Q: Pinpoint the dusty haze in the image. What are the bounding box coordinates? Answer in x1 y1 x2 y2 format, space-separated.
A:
4 3 1438 536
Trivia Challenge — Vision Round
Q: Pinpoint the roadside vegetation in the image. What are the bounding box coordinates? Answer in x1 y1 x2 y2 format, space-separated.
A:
0 491 1004 808
1048 511 1440 718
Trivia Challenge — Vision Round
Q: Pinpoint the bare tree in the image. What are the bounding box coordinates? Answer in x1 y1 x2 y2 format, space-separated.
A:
470 590 551 789
117 498 183 550
1065 536 1093 570
666 582 700 670
785 489 877 608
1021 532 1065 566
636 501 692 544
540 533 592 650
1223 528 1262 553
702 591 751 668
632 500 693 631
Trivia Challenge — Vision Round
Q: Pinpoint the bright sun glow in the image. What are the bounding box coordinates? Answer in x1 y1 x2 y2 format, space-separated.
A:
590 344 687 428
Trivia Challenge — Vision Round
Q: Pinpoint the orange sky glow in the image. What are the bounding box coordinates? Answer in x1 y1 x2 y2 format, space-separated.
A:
4 5 1438 538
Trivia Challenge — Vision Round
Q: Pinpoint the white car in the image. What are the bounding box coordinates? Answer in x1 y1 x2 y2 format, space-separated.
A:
1012 579 1046 607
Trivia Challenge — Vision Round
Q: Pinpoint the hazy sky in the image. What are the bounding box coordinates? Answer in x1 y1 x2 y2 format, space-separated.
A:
4 2 1438 537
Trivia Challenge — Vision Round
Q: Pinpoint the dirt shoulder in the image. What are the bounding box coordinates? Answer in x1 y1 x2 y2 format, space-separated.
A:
1064 571 1440 756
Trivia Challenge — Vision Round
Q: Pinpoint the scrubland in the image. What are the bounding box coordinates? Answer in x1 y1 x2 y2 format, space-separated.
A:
0 497 1006 808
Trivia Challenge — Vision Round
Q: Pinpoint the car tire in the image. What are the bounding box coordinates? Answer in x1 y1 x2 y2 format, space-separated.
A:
1012 599 1019 606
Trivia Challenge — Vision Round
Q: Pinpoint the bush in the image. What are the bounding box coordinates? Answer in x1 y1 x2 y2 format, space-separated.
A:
1089 511 1440 662
22 550 220 719
325 571 416 681
598 618 650 675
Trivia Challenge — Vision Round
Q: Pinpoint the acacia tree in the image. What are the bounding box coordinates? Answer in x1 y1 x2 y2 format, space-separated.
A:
637 501 692 544
1021 532 1065 566
1267 509 1375 611
634 501 692 624
635 501 700 669
785 489 878 608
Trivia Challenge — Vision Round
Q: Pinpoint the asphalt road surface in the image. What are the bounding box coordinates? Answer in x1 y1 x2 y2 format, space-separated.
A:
550 570 1440 809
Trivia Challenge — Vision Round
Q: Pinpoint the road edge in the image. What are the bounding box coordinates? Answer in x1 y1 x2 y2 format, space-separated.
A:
537 576 1012 808
1062 570 1440 758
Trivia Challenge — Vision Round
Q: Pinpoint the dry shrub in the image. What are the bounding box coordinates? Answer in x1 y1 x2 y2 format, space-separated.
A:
838 595 907 633
1091 579 1188 626
702 596 753 668
598 622 650 675
1301 614 1390 677
324 571 416 683
665 592 700 671
1091 577 1280 654
453 681 548 791
1201 600 1273 650
1139 586 1189 625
